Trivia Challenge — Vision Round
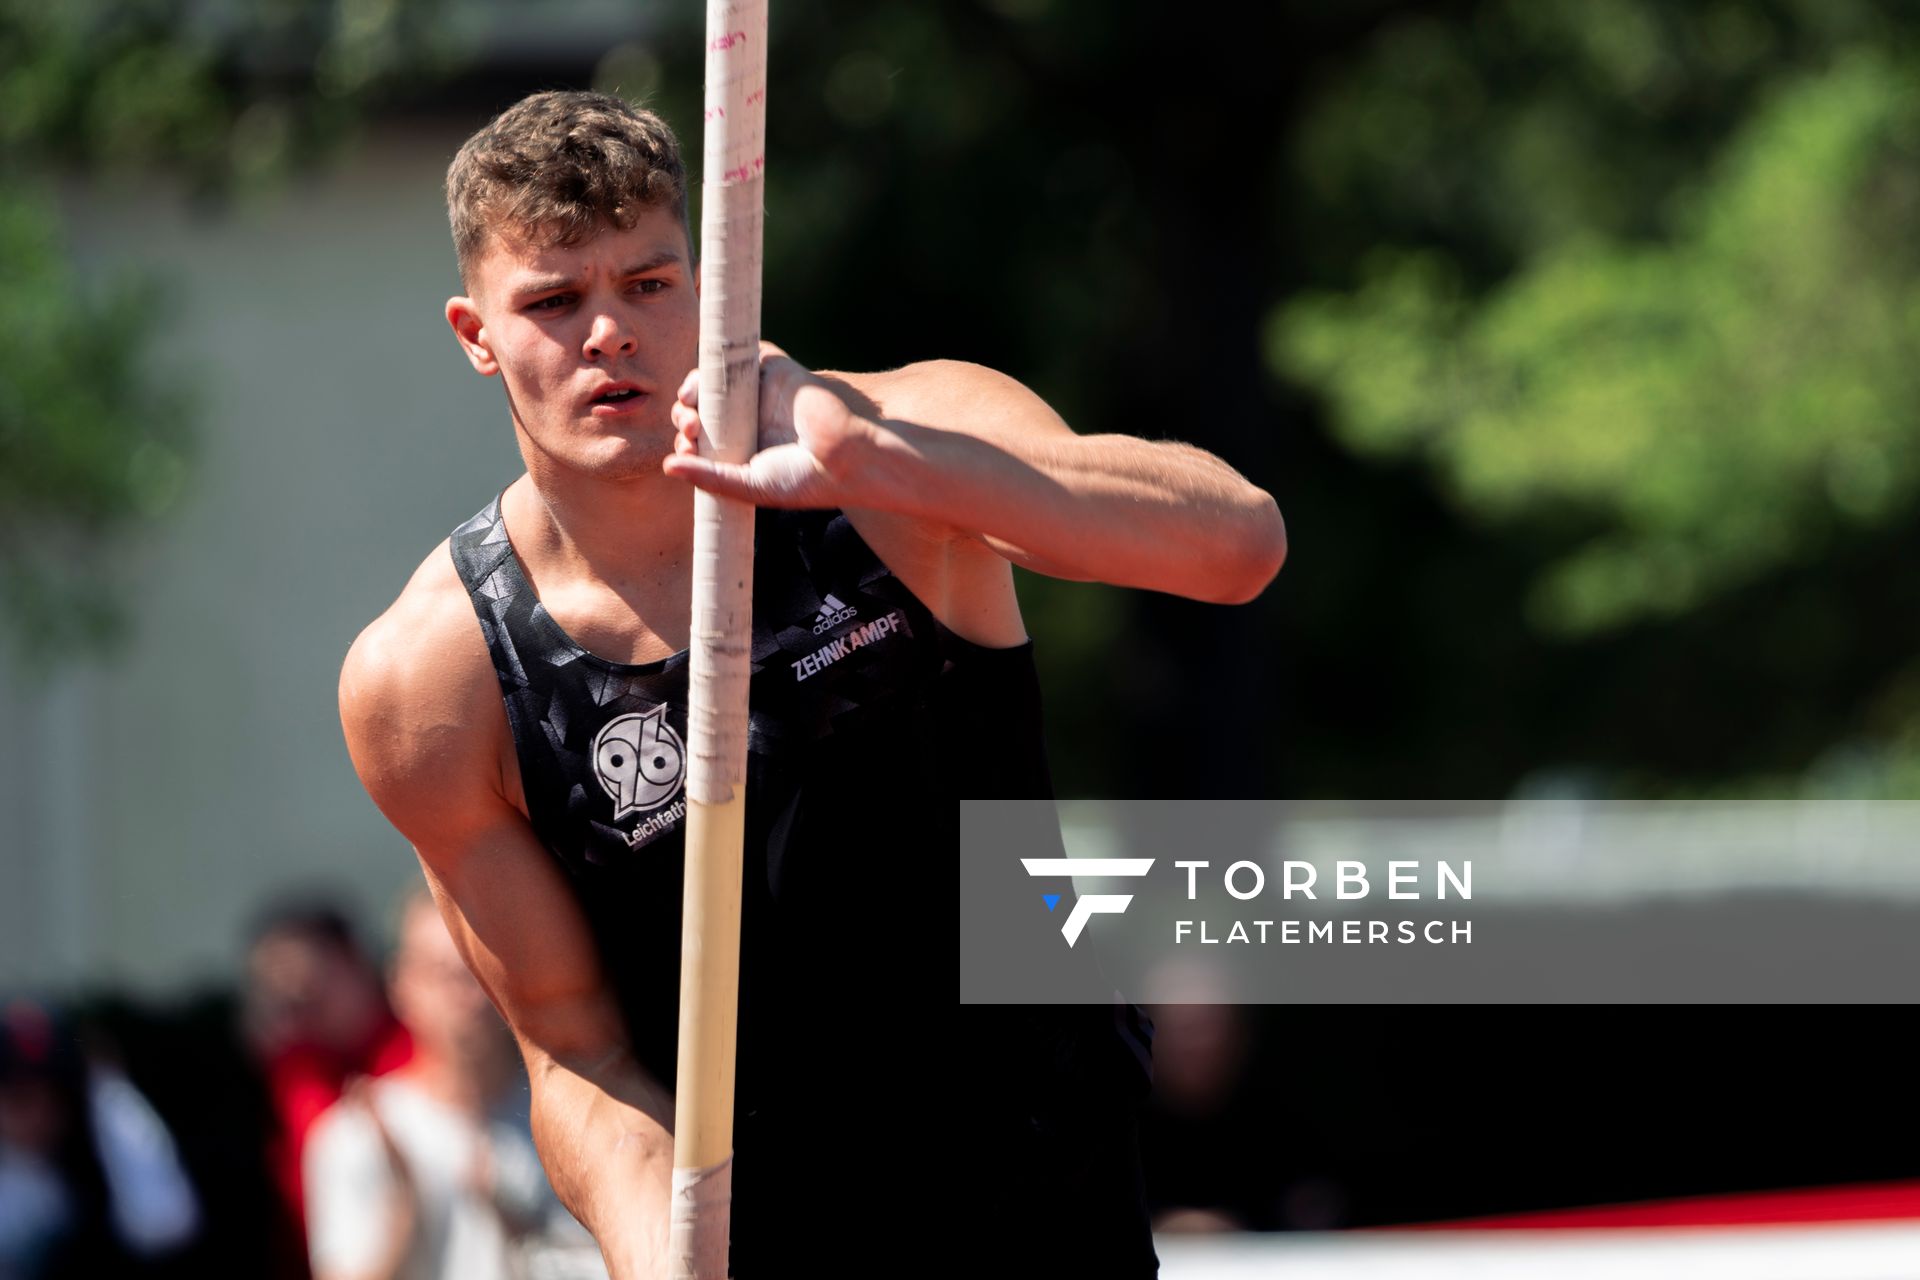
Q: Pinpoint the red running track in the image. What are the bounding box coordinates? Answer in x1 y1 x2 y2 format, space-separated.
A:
1414 1180 1920 1231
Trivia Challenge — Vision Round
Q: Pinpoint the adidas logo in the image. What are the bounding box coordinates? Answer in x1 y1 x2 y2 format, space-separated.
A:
812 593 858 634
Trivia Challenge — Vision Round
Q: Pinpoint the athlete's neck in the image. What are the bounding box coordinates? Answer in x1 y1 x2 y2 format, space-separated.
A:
512 466 695 574
499 469 697 662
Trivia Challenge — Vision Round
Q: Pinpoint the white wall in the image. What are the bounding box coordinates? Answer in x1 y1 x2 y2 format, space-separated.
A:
1 121 526 994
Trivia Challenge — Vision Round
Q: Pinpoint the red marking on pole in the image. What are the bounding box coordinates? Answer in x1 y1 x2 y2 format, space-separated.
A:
710 30 748 51
745 89 765 107
705 107 725 120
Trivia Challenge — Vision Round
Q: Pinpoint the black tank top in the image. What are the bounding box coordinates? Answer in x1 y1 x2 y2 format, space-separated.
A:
449 493 1154 1260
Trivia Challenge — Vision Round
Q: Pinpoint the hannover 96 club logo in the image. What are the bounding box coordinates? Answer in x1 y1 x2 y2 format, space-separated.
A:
592 706 687 821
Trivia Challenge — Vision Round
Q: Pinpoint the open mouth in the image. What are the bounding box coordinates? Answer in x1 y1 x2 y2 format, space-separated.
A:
588 385 650 414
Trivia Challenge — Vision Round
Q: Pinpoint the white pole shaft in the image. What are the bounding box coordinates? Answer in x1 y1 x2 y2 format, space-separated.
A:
669 3 767 1278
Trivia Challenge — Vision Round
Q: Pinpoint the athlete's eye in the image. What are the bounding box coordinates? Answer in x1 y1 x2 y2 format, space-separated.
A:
632 279 667 295
526 293 574 312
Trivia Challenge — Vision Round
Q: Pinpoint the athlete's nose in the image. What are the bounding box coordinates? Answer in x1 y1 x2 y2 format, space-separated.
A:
583 306 639 360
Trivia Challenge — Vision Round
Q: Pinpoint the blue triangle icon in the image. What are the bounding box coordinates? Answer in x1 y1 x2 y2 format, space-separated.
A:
1042 893 1061 912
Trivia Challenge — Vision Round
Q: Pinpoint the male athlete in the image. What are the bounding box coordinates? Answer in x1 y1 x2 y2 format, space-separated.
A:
340 90 1284 1278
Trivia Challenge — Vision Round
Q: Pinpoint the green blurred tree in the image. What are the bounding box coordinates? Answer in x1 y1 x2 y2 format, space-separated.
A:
1280 43 1920 636
1268 0 1920 793
0 0 467 664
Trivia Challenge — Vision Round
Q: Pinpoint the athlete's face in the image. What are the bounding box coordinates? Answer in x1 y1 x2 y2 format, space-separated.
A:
447 207 698 480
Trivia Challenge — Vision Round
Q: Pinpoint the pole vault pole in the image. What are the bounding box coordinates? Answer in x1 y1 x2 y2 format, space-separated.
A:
669 2 767 1277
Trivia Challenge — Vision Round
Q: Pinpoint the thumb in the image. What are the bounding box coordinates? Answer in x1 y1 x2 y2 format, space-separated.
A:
661 453 763 503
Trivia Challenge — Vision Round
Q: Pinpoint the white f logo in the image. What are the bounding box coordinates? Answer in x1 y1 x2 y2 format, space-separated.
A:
1020 859 1155 947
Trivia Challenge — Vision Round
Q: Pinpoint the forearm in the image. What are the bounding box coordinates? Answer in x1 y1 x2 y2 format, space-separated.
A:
665 352 1285 600
866 420 1286 603
528 1048 674 1280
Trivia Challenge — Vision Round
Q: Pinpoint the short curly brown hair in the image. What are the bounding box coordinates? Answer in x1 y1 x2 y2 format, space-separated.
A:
446 90 690 287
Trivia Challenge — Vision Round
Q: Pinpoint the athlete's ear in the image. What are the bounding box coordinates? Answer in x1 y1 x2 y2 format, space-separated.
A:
446 296 498 377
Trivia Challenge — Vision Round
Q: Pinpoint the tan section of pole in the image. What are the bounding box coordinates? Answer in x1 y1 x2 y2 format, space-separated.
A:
670 2 767 1277
667 795 744 1278
671 795 745 1168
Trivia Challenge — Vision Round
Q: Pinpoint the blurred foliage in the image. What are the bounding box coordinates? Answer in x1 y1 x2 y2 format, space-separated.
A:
1280 31 1920 636
0 0 471 185
1264 0 1920 795
0 0 467 665
0 192 190 655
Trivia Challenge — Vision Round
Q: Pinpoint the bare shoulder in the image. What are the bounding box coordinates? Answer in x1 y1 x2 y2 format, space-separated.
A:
339 539 510 838
340 548 617 1063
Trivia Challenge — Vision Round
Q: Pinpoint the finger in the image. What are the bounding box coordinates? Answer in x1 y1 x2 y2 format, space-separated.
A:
757 339 789 361
661 454 762 503
678 368 700 406
670 399 699 437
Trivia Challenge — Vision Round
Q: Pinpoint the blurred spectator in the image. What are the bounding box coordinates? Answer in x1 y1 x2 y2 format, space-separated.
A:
244 899 413 1267
1139 959 1338 1232
0 998 200 1279
303 891 599 1280
1142 1001 1258 1233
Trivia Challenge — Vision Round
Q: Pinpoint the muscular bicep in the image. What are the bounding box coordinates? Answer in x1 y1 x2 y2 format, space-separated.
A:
339 611 624 1071
341 577 675 1265
838 361 1096 578
412 809 624 1068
